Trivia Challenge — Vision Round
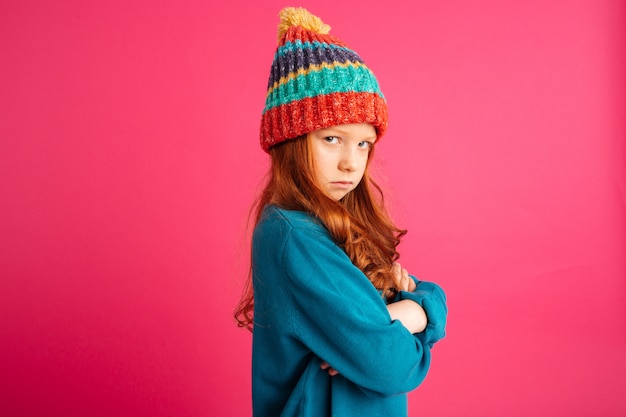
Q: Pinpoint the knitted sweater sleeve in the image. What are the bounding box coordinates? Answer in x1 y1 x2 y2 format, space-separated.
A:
280 221 432 397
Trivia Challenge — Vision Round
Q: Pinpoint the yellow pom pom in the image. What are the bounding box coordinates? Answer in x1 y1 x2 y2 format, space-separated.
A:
277 7 331 41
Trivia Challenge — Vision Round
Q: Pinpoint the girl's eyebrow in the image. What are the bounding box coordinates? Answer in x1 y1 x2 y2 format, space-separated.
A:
317 128 377 142
316 127 345 135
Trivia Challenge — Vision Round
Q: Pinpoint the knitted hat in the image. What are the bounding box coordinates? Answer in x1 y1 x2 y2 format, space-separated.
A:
260 7 388 152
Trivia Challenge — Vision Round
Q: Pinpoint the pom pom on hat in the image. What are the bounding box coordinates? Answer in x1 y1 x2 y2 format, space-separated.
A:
260 7 388 152
277 7 330 41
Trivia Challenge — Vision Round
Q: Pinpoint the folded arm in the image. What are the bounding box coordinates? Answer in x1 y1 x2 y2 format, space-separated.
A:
388 262 448 346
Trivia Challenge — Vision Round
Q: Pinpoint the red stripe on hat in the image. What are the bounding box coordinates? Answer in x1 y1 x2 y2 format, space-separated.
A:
260 92 388 153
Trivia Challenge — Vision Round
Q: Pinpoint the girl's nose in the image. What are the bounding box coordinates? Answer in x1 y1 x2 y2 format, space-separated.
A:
338 148 358 172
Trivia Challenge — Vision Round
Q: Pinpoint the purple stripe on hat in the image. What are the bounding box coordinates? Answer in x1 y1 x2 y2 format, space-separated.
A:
267 45 363 89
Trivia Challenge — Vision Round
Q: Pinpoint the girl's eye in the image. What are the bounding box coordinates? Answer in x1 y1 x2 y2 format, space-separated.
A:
358 141 373 149
324 136 339 144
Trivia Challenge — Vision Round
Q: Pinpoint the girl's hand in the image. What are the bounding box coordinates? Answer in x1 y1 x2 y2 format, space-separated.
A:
387 300 428 334
320 361 339 376
393 262 416 292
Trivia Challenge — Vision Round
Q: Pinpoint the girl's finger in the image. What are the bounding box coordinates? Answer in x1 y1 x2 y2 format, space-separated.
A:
321 361 339 376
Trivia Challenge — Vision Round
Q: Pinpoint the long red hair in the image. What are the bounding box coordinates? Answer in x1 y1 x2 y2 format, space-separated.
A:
234 134 406 330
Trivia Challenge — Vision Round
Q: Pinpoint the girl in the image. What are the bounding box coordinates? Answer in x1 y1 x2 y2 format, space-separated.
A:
235 7 447 417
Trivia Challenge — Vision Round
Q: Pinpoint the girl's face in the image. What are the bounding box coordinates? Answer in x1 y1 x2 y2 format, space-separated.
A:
309 123 377 201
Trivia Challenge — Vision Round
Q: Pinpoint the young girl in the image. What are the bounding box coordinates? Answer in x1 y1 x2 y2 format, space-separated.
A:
235 7 447 417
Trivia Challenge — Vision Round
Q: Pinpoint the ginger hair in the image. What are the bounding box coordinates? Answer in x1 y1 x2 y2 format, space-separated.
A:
234 135 406 330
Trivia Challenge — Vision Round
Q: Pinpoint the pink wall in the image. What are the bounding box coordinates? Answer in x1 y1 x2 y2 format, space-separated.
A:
1 0 624 416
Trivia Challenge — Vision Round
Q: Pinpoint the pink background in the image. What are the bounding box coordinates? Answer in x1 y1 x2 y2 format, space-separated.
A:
1 0 625 416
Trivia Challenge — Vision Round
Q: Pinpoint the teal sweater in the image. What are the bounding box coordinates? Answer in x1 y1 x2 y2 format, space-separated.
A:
252 205 447 417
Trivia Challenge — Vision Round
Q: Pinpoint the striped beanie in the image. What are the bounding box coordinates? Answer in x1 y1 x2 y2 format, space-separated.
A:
260 7 388 152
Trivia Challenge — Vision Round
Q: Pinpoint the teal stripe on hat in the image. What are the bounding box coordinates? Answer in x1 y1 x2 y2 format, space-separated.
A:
264 64 383 112
276 40 358 58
